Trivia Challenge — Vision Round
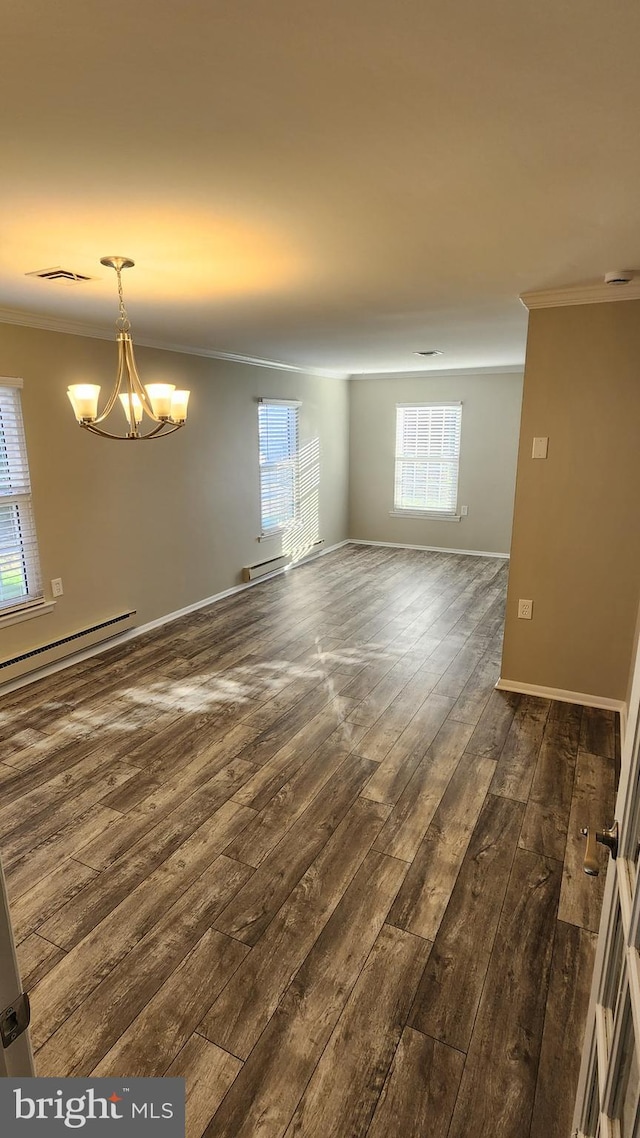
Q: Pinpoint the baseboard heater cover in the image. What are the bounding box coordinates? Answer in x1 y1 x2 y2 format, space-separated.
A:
0 611 136 682
242 555 291 582
242 540 325 583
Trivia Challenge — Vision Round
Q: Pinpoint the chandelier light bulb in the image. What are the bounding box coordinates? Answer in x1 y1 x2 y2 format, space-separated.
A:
170 390 190 423
118 392 143 425
67 384 101 422
145 384 176 420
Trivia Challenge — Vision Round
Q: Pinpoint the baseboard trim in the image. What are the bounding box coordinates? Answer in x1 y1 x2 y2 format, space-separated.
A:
348 539 509 559
0 539 350 696
132 539 350 637
495 677 625 716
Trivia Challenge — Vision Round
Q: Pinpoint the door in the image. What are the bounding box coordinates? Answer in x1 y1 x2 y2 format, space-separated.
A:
574 638 640 1136
0 854 35 1077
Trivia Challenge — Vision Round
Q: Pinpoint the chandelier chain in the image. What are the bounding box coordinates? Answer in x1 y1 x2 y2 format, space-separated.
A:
115 267 131 333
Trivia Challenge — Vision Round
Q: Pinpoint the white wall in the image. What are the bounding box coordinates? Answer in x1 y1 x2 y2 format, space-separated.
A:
348 371 523 554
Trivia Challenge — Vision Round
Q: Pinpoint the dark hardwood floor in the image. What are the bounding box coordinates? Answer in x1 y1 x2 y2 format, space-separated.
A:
0 544 616 1137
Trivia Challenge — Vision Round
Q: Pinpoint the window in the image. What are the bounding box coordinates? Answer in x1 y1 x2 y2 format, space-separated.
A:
0 381 43 614
258 399 300 536
393 402 462 517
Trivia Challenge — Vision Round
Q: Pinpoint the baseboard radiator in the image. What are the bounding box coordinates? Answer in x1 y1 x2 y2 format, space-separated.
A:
242 540 325 583
242 555 290 582
0 611 137 686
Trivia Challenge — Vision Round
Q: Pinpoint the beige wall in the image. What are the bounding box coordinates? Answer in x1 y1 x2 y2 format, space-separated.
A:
348 372 523 555
501 299 640 702
0 323 349 661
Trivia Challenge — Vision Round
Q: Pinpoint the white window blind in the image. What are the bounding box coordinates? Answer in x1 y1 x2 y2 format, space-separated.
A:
0 383 43 613
258 400 300 535
394 402 462 516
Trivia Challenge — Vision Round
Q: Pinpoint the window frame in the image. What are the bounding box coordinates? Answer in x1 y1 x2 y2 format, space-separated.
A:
0 378 46 624
257 398 301 540
391 401 463 520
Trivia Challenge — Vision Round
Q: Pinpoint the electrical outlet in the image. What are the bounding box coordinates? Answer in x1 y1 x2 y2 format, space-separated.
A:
51 578 64 598
461 505 469 516
518 599 533 620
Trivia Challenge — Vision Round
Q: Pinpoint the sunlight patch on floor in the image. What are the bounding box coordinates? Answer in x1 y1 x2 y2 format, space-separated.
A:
1 634 403 752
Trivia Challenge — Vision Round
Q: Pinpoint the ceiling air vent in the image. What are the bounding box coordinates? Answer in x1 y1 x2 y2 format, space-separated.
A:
26 266 94 284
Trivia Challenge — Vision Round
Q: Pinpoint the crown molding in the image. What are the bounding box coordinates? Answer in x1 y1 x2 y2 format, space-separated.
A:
347 364 524 381
0 306 348 380
0 306 113 341
520 282 640 310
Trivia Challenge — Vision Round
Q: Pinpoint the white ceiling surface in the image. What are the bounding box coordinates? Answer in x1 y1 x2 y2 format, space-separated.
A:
2 0 640 375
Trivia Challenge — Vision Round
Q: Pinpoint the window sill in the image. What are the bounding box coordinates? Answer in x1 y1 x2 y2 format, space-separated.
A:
258 530 286 542
389 509 462 522
0 599 56 629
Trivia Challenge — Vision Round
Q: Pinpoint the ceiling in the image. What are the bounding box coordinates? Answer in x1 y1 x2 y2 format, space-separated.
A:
2 0 639 375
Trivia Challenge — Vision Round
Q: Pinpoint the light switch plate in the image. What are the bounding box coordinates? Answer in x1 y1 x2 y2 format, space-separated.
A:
532 436 549 459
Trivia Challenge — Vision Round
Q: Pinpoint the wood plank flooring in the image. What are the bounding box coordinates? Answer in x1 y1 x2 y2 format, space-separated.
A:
0 544 617 1138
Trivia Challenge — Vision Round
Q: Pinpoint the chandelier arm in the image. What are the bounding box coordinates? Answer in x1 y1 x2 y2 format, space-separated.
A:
136 418 182 434
138 422 184 439
81 423 137 440
92 336 127 424
81 421 184 441
125 338 159 420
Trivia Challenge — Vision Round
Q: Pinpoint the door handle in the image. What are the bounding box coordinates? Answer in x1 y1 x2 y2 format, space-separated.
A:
581 822 619 876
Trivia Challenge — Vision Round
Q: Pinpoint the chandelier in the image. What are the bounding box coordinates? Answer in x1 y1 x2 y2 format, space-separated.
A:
67 257 190 440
